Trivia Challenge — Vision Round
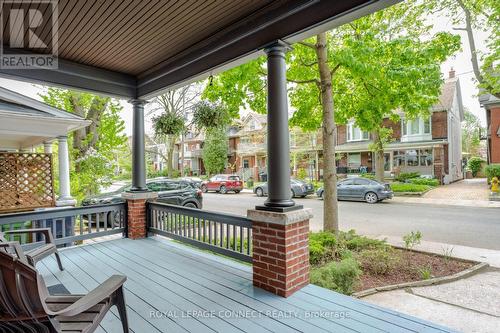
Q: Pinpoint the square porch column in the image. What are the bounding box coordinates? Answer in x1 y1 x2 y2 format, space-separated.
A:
249 41 312 297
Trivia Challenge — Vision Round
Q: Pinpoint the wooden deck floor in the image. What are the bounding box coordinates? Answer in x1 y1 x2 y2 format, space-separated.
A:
40 237 456 333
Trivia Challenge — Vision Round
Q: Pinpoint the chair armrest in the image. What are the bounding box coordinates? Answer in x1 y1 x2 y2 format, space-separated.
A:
4 228 54 244
0 241 29 264
49 275 127 317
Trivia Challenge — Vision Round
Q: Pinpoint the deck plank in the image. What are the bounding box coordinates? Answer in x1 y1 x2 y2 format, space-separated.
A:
38 237 456 333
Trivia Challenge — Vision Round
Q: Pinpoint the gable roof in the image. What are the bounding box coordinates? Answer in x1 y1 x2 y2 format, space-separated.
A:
0 86 83 120
431 77 464 117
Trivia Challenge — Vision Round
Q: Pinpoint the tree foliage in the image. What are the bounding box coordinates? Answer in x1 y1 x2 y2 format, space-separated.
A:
461 110 483 156
40 88 127 200
202 128 228 176
425 0 499 97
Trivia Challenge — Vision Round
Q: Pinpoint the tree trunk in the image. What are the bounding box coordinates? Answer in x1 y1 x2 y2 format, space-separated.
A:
166 136 175 177
372 130 385 183
457 0 500 99
315 32 339 233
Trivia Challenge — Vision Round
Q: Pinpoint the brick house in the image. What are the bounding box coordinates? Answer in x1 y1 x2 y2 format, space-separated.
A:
335 70 464 183
479 94 500 164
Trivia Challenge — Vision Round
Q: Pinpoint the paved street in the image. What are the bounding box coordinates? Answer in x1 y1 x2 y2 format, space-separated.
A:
202 192 500 250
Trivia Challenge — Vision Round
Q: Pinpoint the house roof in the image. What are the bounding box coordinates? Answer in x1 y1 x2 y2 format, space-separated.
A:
431 77 464 117
479 93 500 108
0 87 90 150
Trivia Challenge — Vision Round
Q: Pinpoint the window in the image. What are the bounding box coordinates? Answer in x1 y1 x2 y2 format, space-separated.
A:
354 178 371 185
249 120 256 130
393 150 406 167
228 176 241 181
406 150 419 166
420 149 433 166
347 153 361 165
402 117 431 138
392 149 433 167
347 122 369 142
243 159 250 168
339 179 354 185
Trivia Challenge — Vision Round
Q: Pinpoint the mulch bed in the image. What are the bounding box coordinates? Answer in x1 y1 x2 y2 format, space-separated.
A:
354 248 474 292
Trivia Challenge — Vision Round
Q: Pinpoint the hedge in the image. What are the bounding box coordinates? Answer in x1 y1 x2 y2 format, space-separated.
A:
485 164 500 180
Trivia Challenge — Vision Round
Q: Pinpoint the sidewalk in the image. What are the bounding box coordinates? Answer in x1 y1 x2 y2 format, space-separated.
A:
362 236 500 333
392 196 500 208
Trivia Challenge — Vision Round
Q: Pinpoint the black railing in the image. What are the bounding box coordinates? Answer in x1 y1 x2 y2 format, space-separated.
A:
147 202 252 263
0 203 127 248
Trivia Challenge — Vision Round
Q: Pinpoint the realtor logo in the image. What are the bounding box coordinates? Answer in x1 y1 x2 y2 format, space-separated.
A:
1 0 58 69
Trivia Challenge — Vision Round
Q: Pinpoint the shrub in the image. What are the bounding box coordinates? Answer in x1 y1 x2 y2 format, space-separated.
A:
297 168 307 180
485 164 500 181
358 247 399 275
310 257 361 295
394 172 420 182
345 235 386 251
246 177 254 188
407 178 439 187
403 231 422 250
309 238 326 265
390 183 431 193
467 157 485 177
309 232 338 264
361 173 376 180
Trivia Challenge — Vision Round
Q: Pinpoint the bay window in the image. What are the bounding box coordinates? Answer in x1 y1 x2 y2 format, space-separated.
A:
401 117 431 142
347 122 369 142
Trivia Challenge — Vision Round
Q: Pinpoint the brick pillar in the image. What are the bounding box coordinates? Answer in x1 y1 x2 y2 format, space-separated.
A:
248 208 312 297
433 146 444 184
122 192 158 239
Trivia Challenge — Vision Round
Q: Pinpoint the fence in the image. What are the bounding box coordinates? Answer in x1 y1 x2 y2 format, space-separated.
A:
147 202 252 263
0 152 55 213
0 203 127 248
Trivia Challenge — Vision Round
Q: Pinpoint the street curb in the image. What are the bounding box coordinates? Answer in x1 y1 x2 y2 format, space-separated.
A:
393 188 432 197
353 246 489 298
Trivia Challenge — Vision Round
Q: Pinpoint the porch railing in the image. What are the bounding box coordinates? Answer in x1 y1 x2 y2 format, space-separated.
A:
147 202 252 263
0 203 127 248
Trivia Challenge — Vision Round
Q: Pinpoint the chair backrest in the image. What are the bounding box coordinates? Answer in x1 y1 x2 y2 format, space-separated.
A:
0 243 51 325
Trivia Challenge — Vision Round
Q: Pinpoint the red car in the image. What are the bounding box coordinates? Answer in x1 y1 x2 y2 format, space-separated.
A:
201 174 243 194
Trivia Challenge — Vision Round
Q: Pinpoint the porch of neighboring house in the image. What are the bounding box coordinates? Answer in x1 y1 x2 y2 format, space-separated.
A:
336 143 447 181
0 1 457 332
0 87 90 214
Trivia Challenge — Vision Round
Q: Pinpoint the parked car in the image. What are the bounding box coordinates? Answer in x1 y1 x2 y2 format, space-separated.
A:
316 177 393 203
200 174 243 194
178 177 202 188
82 178 203 226
254 179 315 198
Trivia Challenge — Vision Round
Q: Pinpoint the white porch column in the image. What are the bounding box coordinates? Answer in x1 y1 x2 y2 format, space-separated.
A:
43 141 53 154
56 136 76 206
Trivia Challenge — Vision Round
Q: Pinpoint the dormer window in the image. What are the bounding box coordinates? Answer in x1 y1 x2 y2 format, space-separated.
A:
347 122 369 142
249 120 256 130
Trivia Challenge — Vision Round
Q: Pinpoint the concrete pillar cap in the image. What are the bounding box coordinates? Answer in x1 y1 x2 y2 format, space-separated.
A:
247 208 313 225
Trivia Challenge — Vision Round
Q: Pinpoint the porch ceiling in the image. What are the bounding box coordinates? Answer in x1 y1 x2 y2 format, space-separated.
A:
0 0 398 99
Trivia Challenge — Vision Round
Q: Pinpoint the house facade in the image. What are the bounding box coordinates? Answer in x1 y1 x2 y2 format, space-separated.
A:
479 94 500 164
336 72 464 183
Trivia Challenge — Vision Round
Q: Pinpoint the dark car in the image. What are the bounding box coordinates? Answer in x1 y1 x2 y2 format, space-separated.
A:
200 174 243 194
317 177 393 203
178 177 202 189
254 179 315 198
82 178 203 226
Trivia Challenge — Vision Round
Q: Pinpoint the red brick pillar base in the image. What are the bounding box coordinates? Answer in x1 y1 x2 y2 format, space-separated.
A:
122 192 158 239
433 146 444 184
248 208 312 297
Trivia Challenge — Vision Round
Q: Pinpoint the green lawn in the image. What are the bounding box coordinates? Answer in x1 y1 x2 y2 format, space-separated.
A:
390 182 432 193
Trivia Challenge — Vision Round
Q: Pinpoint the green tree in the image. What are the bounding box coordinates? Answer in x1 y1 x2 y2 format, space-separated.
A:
192 100 231 177
202 128 228 176
40 88 127 201
461 110 483 156
203 0 460 231
425 0 499 97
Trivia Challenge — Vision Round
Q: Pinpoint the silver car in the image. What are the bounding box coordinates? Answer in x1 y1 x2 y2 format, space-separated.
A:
316 177 393 203
254 179 315 198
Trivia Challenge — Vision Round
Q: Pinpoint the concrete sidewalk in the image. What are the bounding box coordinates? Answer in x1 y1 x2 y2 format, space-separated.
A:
362 237 500 333
391 196 500 208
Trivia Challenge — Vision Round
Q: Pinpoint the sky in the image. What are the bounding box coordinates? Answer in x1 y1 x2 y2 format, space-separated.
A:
0 7 491 136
